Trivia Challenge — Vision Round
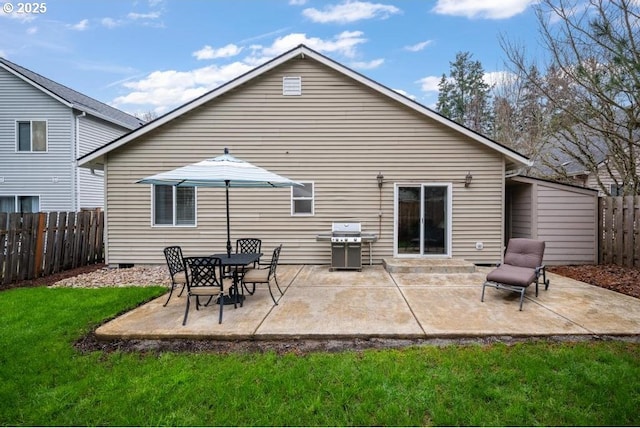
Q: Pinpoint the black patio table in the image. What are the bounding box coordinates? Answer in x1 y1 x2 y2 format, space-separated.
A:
210 252 262 305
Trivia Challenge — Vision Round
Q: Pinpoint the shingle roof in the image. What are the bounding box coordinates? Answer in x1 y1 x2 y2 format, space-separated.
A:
0 57 144 130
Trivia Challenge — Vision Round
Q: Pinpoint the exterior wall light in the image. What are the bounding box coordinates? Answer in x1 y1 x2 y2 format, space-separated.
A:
465 171 473 187
376 172 384 189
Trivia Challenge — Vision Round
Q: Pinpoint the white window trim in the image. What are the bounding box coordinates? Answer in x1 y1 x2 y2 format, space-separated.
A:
0 195 41 213
15 119 48 153
291 181 314 216
393 182 452 258
151 185 197 227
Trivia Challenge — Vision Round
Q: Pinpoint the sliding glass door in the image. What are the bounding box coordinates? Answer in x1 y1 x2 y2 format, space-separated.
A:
395 184 450 256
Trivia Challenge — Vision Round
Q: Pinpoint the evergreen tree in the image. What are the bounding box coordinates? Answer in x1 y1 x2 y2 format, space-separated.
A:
436 52 493 135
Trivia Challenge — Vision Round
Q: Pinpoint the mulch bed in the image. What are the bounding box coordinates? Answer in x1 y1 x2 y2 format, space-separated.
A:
547 264 640 299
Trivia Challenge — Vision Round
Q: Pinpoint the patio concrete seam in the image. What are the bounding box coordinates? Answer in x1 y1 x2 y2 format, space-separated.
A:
251 263 306 335
527 297 598 335
388 269 428 337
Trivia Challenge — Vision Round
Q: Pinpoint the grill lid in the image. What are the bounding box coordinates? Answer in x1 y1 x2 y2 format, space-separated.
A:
332 222 361 235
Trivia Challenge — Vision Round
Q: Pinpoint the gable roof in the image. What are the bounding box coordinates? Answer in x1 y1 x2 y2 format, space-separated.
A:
78 44 532 170
0 57 145 130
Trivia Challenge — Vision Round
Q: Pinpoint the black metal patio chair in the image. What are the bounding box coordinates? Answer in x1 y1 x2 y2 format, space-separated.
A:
235 238 261 293
183 256 233 325
162 246 187 307
241 244 283 305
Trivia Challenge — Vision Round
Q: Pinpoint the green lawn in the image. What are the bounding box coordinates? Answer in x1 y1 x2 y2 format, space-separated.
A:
1 286 639 426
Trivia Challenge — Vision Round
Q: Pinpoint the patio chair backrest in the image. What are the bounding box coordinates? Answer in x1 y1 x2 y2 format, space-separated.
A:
236 238 261 254
503 238 545 269
268 244 282 279
184 257 224 289
164 246 186 278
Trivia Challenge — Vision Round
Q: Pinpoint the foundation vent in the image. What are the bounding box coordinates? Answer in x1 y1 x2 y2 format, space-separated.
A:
283 76 302 96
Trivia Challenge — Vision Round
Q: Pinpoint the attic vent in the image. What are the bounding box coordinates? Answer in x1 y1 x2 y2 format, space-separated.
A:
283 76 302 96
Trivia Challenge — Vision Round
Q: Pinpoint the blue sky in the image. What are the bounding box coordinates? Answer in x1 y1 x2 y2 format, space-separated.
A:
0 0 544 116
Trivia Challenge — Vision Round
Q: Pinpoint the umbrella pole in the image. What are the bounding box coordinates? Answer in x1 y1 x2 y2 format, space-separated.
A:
225 181 232 258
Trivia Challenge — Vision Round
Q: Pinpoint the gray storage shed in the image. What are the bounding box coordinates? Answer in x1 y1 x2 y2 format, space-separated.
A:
506 176 599 265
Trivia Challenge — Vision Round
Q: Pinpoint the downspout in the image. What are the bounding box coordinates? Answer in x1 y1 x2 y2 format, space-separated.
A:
74 111 86 211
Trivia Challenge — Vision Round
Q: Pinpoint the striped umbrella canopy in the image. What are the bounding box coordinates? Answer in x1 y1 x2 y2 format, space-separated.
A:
138 147 302 256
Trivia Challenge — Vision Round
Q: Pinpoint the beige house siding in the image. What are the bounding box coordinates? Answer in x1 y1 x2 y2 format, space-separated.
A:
103 56 510 266
508 182 533 239
508 177 598 265
583 163 640 195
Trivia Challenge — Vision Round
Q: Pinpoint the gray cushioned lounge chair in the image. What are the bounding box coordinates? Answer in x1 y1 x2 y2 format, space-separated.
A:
481 238 550 310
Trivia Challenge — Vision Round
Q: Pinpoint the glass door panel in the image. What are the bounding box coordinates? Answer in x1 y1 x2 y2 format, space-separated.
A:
423 186 447 254
396 184 449 256
397 186 420 255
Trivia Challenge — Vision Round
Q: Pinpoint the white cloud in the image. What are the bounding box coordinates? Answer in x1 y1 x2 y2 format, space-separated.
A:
350 58 384 70
432 0 536 19
393 89 417 100
112 62 254 114
69 19 89 31
253 31 367 61
113 31 378 113
404 40 433 52
26 26 37 35
128 11 161 20
303 1 401 24
0 9 37 23
193 44 243 60
101 17 122 28
417 75 442 93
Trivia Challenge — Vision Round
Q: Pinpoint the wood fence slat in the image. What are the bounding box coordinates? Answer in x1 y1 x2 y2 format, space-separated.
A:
64 212 75 270
0 213 7 284
6 214 21 284
34 213 46 277
599 196 639 268
43 212 57 276
0 209 104 287
96 210 104 262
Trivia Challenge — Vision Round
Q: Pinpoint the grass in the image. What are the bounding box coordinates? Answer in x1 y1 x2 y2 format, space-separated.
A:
1 287 639 426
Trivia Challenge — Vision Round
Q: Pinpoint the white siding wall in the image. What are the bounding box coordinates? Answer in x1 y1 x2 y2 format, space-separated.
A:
105 57 507 265
0 68 74 211
77 115 130 209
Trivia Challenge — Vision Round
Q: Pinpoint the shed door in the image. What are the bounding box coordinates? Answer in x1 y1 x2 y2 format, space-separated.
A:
395 184 450 257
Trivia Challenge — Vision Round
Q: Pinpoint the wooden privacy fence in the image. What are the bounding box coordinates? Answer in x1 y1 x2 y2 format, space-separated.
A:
0 210 104 286
599 196 640 268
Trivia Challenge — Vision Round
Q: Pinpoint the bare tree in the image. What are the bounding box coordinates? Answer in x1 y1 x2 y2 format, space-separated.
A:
501 0 640 195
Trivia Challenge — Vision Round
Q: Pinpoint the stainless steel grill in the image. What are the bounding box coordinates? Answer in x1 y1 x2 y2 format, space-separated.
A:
330 222 362 271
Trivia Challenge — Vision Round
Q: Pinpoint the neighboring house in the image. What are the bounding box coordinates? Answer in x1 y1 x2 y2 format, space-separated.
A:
534 130 640 196
0 57 144 214
79 44 535 267
506 176 598 265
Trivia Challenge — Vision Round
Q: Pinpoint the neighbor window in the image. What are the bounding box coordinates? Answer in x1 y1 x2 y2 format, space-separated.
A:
17 120 47 152
291 182 314 215
153 185 195 226
0 195 40 213
610 183 623 196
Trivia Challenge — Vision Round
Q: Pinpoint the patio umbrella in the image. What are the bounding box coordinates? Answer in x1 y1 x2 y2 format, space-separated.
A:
137 147 302 257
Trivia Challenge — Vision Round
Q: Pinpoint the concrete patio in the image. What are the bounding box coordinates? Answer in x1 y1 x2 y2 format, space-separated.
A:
96 264 640 341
